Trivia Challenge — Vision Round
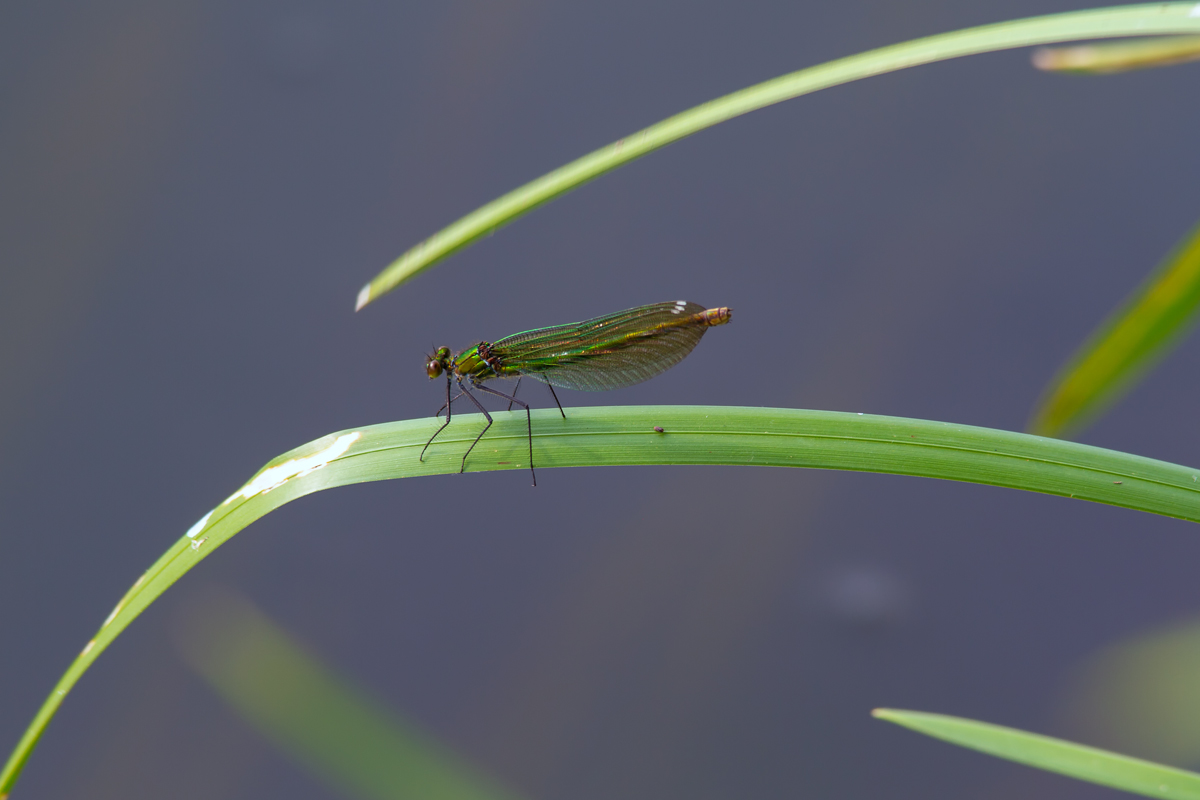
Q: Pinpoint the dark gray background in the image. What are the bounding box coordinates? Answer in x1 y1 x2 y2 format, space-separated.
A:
3 1 1199 798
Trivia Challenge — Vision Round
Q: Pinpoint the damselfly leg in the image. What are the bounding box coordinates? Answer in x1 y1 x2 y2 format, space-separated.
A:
472 382 535 486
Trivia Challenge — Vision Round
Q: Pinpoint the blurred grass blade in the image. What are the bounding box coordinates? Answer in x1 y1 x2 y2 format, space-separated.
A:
1030 219 1200 438
1033 35 1200 73
356 3 1200 309
1064 616 1200 765
176 589 521 800
7 405 1200 796
873 708 1200 799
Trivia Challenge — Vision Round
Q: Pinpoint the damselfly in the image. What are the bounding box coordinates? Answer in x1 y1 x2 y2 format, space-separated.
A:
422 300 732 484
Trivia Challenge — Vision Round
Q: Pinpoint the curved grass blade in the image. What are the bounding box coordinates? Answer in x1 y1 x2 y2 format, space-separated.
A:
1030 219 1200 438
6 404 1200 796
176 589 523 800
1033 35 1200 73
356 3 1200 309
873 708 1200 799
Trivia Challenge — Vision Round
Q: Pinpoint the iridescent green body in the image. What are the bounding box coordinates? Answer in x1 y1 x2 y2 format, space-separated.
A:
422 300 732 484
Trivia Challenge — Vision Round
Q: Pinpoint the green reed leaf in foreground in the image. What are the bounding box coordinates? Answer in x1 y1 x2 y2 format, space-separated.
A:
356 3 1200 309
873 708 1200 799
176 589 522 800
1030 219 1200 439
6 405 1200 796
1033 34 1200 73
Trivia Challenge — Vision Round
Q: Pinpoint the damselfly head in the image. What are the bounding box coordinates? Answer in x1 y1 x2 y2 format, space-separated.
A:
426 346 451 379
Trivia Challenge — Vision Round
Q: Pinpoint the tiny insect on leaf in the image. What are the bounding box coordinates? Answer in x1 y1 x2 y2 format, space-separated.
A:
420 301 731 484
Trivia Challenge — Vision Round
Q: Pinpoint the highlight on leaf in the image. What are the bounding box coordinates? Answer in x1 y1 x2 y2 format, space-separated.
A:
1032 35 1200 73
176 588 522 800
1029 219 1200 439
873 708 1200 800
355 4 1200 308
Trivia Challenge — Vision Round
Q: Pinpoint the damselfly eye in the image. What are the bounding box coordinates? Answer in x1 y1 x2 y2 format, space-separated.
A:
426 359 443 379
435 346 450 359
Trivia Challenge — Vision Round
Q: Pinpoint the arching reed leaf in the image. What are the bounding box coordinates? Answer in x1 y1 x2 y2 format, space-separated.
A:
1033 35 1200 73
356 3 1200 309
5 405 1200 796
873 708 1200 799
1030 219 1200 438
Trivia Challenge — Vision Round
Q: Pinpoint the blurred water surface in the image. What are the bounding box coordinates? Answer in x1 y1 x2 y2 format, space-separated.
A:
2 1 1200 799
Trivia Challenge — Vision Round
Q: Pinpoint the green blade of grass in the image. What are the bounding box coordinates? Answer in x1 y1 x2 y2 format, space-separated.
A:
1033 34 1200 73
1030 219 1200 439
873 708 1200 799
176 589 523 800
355 3 1200 309
6 404 1200 796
